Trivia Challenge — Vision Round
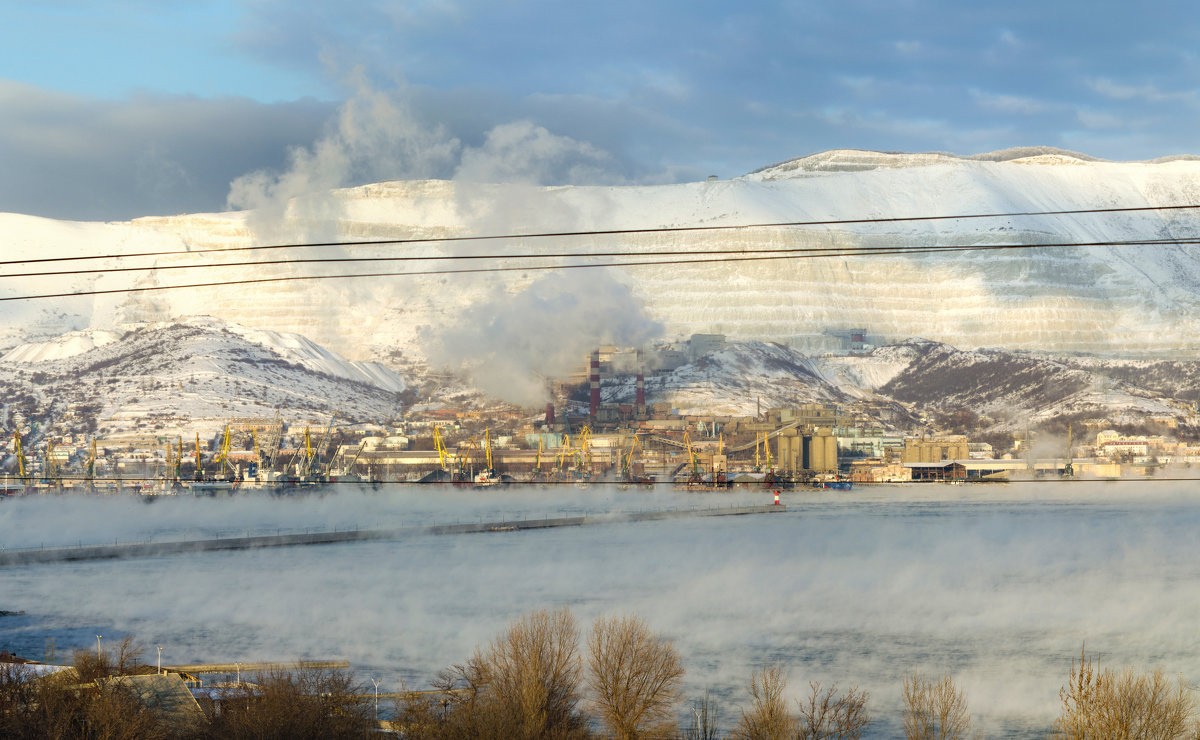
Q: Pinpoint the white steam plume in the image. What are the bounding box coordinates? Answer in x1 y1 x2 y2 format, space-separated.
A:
421 270 662 407
455 121 619 186
226 73 461 244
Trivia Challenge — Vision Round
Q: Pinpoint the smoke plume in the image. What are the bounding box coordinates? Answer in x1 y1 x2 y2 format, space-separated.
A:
226 73 461 244
421 270 662 407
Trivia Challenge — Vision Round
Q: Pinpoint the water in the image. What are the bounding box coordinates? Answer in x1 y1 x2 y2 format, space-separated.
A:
2 481 1198 737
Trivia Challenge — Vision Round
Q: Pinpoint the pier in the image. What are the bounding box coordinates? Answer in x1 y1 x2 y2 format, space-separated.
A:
0 504 785 566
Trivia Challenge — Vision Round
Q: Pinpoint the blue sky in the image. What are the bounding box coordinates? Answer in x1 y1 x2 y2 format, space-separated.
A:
2 0 1198 220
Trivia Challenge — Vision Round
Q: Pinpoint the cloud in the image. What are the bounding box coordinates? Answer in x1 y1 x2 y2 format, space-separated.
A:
969 89 1050 116
0 80 332 221
1075 109 1124 130
1087 78 1199 107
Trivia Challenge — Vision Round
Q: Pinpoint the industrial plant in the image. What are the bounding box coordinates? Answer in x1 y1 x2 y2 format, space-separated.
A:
4 331 1197 498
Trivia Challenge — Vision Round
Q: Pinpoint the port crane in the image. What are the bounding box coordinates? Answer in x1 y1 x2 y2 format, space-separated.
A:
84 438 97 487
194 433 203 479
433 426 450 472
684 432 704 486
12 431 27 481
302 413 337 481
620 433 646 483
211 426 236 478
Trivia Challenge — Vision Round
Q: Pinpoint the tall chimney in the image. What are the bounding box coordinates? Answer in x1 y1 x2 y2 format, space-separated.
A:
635 349 646 407
589 350 601 417
545 403 555 426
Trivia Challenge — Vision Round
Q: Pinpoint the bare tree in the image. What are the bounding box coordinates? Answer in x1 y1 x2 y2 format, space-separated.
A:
1054 646 1195 740
902 673 971 740
796 680 871 740
586 613 684 740
685 690 721 740
731 663 793 740
482 606 588 739
203 663 372 739
420 607 589 740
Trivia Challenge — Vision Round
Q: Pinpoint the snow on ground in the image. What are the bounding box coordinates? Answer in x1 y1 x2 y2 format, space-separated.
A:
1 329 121 362
3 150 1200 362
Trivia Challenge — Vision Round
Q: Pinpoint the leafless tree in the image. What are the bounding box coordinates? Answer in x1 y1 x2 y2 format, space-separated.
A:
418 607 589 740
1054 646 1195 740
203 663 372 739
684 690 721 740
586 613 684 740
731 663 793 740
0 660 170 740
795 680 871 740
901 673 971 740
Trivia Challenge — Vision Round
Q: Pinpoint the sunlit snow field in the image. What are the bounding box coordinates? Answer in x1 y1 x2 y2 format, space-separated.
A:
2 482 1199 737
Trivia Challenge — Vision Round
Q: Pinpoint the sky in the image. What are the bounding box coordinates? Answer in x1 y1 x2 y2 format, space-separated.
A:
1 0 1198 222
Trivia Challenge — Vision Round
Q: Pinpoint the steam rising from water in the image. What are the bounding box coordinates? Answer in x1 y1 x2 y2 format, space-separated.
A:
3 482 1198 737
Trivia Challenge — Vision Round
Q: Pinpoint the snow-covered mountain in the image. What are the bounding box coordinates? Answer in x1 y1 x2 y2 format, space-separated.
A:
814 338 1192 430
3 148 1200 366
1 319 1193 440
0 317 407 439
606 340 852 416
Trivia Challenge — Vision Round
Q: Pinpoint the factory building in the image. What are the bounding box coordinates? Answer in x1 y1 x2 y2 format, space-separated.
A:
901 435 969 463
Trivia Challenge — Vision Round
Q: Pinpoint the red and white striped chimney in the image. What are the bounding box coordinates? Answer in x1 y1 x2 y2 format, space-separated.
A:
589 349 601 417
635 349 646 407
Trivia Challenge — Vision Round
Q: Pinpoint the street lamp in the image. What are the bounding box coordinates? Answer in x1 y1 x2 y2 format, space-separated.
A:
96 635 102 661
371 678 381 721
157 646 163 675
235 662 241 684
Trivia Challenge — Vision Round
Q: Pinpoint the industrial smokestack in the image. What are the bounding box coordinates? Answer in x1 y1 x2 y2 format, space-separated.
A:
635 349 646 407
589 350 601 417
545 403 555 426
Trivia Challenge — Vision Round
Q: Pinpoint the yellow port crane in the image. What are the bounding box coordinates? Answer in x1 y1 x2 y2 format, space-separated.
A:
686 433 699 473
12 431 27 480
755 432 774 472
556 434 571 475
44 440 60 487
301 413 337 480
621 434 642 480
194 432 202 479
433 426 449 471
212 426 234 476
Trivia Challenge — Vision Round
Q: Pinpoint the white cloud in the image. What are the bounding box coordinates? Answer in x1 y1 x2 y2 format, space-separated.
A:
969 89 1049 116
1088 78 1199 107
1075 109 1124 130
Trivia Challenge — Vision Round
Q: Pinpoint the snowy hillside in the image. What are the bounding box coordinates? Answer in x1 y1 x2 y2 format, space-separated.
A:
604 340 854 416
0 317 407 438
2 149 1200 366
816 338 1187 429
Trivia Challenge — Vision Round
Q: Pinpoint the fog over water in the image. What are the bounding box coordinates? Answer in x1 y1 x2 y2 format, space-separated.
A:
2 482 1198 736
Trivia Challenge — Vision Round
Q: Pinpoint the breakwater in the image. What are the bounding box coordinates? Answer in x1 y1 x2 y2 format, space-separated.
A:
0 504 784 566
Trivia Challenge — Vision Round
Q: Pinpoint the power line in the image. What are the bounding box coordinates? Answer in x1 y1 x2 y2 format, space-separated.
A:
3 202 1199 268
3 236 1199 281
3 236 1199 302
